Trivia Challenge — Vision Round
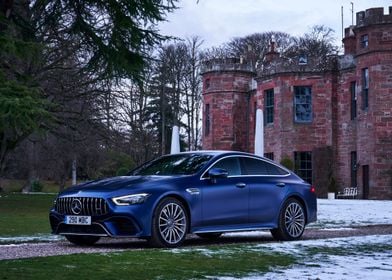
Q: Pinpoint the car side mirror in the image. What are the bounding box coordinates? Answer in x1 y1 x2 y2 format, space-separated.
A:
208 168 228 183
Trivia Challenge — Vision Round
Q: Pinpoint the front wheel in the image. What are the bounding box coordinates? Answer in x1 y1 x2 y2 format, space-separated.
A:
148 198 188 248
271 198 306 241
65 235 100 246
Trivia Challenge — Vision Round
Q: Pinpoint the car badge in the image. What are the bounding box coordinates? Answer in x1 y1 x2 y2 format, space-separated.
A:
71 198 82 215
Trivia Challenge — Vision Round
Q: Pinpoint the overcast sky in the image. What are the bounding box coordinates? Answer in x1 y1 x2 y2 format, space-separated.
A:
159 0 391 48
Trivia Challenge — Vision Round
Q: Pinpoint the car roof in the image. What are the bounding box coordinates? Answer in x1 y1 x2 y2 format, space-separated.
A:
170 150 290 170
170 150 244 155
169 150 267 159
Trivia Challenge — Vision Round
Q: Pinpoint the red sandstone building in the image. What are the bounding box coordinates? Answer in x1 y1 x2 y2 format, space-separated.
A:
201 7 392 199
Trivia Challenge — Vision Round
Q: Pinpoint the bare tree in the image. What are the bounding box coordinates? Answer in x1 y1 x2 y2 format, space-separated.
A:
225 31 295 67
183 37 203 150
286 25 339 59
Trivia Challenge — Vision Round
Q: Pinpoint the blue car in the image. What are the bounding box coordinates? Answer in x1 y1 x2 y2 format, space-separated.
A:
49 151 317 247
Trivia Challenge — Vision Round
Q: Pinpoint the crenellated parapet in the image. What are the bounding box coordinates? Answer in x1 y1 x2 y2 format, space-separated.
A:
201 58 254 75
258 55 338 77
343 6 392 56
356 7 392 27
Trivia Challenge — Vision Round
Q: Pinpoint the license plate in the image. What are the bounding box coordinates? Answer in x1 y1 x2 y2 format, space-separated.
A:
65 216 91 225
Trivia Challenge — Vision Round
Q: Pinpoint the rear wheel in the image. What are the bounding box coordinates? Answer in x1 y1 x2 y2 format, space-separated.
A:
65 235 100 246
196 233 222 240
148 198 188 248
271 198 306 241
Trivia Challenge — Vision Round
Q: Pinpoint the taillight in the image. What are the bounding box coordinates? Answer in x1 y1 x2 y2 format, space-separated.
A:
310 185 316 193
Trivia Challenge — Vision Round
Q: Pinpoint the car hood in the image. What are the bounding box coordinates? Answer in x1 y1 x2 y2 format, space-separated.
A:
60 175 182 196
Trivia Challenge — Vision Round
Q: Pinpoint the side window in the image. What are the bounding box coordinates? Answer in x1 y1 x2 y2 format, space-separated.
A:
294 86 312 123
362 68 369 110
264 89 274 124
360 34 369 48
211 157 241 176
242 157 268 175
205 104 210 136
268 163 289 175
242 157 289 176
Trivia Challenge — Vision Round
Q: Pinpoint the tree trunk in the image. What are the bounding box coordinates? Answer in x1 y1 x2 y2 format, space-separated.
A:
23 139 38 192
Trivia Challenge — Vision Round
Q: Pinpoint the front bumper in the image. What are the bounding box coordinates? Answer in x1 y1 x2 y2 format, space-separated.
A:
49 193 156 238
49 211 144 237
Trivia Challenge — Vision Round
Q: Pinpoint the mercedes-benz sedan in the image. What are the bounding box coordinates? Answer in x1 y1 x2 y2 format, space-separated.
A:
49 151 317 247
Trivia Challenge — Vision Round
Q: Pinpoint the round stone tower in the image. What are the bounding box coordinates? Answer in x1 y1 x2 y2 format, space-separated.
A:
201 58 256 151
338 6 392 199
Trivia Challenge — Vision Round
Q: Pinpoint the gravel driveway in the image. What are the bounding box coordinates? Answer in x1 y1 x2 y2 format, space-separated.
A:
1 224 392 260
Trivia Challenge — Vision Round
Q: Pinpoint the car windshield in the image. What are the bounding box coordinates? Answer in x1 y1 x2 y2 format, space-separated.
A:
130 154 213 176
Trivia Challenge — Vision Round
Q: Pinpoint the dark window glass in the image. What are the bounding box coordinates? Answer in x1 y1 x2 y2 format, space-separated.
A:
205 104 210 136
294 86 312 123
294 151 312 184
350 81 357 120
268 164 289 175
362 68 369 110
211 157 241 176
131 154 213 176
242 157 288 176
242 157 268 175
264 89 274 124
362 165 370 199
361 34 369 48
351 151 357 187
298 55 308 65
264 153 274 160
205 78 210 89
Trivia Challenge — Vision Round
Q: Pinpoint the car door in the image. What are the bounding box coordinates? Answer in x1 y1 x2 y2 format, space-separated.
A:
201 156 249 227
241 157 288 224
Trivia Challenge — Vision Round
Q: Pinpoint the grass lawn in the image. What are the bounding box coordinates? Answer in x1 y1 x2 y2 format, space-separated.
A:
0 194 56 236
0 246 296 280
1 237 391 280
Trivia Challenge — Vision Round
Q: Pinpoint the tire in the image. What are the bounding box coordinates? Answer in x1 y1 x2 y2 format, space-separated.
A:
270 198 306 241
196 233 222 240
65 235 100 246
148 197 188 248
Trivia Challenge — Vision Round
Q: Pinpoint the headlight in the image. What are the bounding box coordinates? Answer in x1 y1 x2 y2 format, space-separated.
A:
112 193 150 206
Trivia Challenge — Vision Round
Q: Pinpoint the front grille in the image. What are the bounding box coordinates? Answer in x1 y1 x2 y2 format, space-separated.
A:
55 197 109 216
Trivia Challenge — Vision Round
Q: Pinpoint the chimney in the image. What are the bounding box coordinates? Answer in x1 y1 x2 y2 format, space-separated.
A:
265 35 279 63
342 26 356 55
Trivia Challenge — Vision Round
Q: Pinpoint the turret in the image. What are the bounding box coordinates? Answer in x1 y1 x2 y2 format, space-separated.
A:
201 58 256 151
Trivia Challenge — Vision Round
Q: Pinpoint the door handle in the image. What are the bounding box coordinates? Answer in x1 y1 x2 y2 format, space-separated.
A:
236 182 246 188
276 183 286 187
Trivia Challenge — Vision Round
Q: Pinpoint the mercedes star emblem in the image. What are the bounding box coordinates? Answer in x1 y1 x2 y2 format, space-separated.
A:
71 198 82 215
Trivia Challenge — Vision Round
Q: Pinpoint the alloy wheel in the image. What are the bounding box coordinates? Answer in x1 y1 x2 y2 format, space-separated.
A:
158 202 187 245
284 201 305 238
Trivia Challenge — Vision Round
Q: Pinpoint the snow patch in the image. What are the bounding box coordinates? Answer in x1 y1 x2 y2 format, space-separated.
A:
211 235 392 280
312 199 392 228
